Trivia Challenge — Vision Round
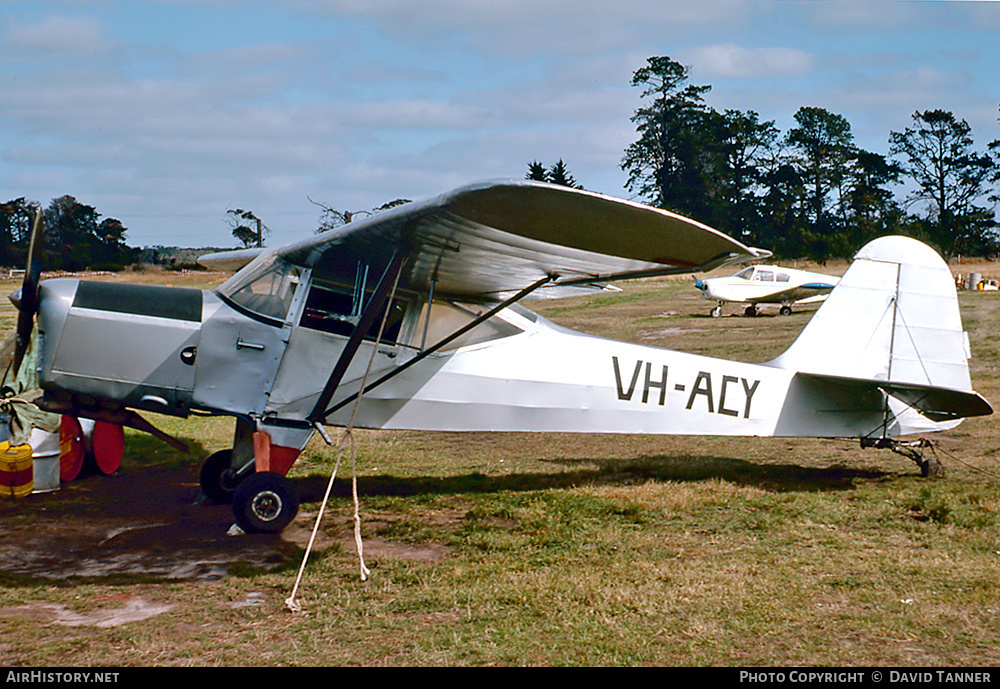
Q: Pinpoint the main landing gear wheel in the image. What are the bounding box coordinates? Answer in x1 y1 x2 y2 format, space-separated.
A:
232 471 299 534
744 304 758 317
199 449 243 505
779 305 792 316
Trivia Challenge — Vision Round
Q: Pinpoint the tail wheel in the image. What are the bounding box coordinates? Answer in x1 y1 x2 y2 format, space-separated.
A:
232 471 299 534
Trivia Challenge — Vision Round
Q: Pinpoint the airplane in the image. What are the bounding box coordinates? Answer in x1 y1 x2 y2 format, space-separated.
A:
4 180 992 535
694 264 840 317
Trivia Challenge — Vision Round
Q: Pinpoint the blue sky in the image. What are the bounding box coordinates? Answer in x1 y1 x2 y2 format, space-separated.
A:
2 0 999 249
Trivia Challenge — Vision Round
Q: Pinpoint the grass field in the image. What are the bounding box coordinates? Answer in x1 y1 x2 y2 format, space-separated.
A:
0 259 997 667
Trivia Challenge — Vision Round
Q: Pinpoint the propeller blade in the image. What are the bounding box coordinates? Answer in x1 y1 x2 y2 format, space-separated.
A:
12 206 44 373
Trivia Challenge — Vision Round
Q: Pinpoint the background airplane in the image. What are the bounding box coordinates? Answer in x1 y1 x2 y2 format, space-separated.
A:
694 264 840 317
4 181 991 534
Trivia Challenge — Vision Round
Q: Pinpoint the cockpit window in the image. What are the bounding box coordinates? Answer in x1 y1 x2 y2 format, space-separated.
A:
300 280 407 345
218 256 302 322
734 267 753 279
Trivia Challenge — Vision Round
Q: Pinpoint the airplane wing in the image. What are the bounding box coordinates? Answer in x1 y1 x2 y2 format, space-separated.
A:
267 180 766 300
746 281 838 305
198 247 265 271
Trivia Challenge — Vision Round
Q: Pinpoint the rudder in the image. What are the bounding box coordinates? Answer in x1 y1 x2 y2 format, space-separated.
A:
769 236 973 393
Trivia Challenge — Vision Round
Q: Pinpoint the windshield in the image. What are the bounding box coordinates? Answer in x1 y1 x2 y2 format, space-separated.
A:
217 255 302 322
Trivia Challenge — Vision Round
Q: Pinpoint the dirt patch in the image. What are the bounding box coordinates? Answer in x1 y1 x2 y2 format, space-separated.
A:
0 458 455 592
0 597 173 627
282 511 452 563
0 464 316 582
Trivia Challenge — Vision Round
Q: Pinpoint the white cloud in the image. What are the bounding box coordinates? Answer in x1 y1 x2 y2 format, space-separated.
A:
683 44 814 79
5 14 107 53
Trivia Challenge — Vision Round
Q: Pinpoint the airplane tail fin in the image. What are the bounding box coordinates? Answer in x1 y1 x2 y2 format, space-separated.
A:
769 235 992 425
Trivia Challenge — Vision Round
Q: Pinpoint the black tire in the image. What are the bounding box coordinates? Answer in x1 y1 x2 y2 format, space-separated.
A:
232 471 299 534
779 305 792 316
199 449 242 504
710 306 721 318
744 304 757 317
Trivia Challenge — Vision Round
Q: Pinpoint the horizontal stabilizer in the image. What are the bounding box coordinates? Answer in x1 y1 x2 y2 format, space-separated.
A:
797 372 993 422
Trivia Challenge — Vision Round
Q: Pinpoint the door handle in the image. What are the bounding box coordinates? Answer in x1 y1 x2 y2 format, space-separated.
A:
236 338 266 351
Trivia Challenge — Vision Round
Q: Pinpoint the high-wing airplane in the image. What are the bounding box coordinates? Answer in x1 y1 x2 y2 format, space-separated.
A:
694 264 840 317
6 181 992 534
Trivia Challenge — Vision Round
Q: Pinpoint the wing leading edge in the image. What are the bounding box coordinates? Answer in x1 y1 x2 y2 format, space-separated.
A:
224 180 766 301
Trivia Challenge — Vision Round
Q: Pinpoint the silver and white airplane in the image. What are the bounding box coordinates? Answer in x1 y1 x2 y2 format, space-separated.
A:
8 181 992 533
694 264 840 317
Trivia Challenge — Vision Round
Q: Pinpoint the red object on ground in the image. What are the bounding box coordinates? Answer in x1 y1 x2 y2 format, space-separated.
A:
91 421 124 475
59 415 85 482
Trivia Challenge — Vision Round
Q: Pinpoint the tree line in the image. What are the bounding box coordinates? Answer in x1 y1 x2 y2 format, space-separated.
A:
542 56 1000 261
0 196 136 271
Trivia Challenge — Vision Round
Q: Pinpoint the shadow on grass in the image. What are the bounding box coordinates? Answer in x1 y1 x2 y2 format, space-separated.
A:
0 440 891 584
293 453 890 504
0 433 310 584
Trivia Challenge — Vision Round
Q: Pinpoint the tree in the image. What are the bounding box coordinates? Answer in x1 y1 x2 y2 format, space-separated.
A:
309 197 412 234
526 161 548 182
842 149 904 251
621 56 713 217
707 109 779 244
0 197 37 266
785 107 857 231
889 109 997 257
20 196 135 270
758 161 810 257
227 209 267 248
524 160 583 188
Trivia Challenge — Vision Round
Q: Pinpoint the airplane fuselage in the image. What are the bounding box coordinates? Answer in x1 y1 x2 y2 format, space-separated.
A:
33 275 941 452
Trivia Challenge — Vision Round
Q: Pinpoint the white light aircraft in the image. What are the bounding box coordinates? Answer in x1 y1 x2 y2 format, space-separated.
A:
6 181 992 534
694 264 840 317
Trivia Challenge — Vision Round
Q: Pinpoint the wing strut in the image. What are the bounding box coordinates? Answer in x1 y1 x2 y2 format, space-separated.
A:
306 248 409 424
312 274 556 425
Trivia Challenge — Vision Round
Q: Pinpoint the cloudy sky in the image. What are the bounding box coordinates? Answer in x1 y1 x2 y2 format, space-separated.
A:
2 0 999 249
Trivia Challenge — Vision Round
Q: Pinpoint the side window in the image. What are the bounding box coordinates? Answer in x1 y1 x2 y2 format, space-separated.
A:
776 272 791 283
415 302 523 351
300 282 407 345
757 270 774 282
218 257 301 322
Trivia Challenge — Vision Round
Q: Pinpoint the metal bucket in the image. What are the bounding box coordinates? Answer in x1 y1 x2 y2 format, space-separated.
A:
30 428 61 493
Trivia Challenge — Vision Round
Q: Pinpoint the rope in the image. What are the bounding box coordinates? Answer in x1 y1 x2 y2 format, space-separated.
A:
932 442 1000 481
286 263 403 613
